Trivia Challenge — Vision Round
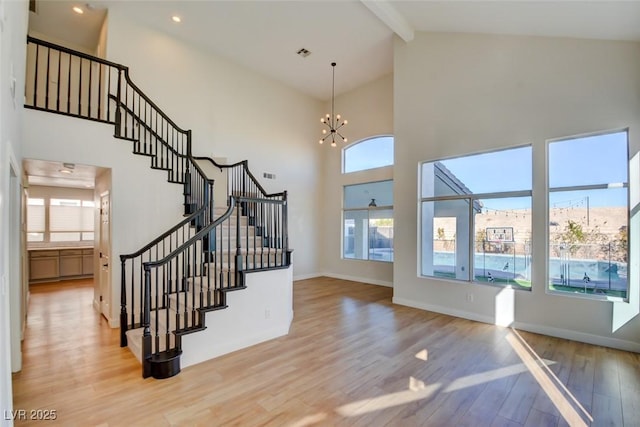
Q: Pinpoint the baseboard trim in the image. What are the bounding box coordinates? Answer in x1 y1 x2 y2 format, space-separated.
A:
392 297 495 324
93 298 118 328
324 273 392 288
293 273 322 281
511 321 640 353
393 297 640 353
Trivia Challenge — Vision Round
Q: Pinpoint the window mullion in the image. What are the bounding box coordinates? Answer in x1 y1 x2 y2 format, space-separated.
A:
469 196 475 282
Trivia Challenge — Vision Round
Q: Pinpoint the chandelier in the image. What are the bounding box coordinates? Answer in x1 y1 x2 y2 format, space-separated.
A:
319 62 347 147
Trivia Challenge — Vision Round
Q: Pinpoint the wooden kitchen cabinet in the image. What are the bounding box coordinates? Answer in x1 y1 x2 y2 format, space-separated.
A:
29 250 60 281
29 248 94 283
82 249 93 275
59 250 83 277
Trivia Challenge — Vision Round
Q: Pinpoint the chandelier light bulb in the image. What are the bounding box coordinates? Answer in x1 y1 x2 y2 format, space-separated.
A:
343 120 348 125
319 139 323 144
322 129 327 134
331 141 337 147
336 114 341 120
343 137 348 143
320 118 325 123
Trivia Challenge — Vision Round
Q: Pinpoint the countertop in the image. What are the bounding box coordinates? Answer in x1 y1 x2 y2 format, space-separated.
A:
27 246 94 252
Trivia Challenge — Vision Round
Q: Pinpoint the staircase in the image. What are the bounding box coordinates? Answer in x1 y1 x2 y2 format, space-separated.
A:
24 36 292 379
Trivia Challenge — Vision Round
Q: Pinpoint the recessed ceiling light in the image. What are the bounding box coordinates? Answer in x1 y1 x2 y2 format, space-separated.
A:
171 15 181 23
72 6 84 14
59 169 73 175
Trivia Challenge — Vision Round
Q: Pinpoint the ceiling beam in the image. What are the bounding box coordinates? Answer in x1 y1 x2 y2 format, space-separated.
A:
360 0 414 42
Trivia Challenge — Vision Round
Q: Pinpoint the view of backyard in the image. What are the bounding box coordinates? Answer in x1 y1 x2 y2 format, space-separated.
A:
431 205 627 297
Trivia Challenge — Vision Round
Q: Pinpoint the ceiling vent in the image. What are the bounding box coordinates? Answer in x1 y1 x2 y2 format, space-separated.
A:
296 48 311 58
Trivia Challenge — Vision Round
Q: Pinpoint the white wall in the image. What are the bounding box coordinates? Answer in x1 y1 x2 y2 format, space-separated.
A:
320 74 394 285
0 0 28 421
394 32 640 350
181 267 293 368
105 6 324 280
22 111 184 326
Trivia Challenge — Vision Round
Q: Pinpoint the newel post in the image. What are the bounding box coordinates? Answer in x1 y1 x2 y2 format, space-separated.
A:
120 256 128 347
142 266 152 378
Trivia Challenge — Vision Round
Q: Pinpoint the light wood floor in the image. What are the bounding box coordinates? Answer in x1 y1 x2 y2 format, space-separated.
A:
12 277 640 426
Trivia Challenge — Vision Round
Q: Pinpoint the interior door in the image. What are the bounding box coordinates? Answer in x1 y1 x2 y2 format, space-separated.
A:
99 192 111 319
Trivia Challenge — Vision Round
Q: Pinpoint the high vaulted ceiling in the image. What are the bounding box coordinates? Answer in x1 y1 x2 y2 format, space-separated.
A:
29 0 640 101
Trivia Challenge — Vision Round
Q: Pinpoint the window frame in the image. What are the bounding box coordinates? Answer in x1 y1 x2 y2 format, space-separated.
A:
546 129 630 302
419 145 533 289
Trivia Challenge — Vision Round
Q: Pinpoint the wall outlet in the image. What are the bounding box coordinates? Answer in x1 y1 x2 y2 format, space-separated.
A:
466 293 474 302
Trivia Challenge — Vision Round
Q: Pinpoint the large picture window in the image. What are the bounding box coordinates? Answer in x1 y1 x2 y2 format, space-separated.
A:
548 130 628 299
420 146 532 288
343 180 393 262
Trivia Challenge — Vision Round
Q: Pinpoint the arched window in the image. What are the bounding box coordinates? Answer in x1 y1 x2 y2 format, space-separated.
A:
343 136 394 173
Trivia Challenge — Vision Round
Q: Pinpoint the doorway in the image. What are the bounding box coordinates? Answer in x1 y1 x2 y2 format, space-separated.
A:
22 159 112 324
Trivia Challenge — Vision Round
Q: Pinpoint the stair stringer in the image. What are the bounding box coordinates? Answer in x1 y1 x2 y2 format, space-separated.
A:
180 266 293 369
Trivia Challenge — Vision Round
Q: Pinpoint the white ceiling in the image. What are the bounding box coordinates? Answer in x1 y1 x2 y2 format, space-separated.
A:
23 159 98 189
30 0 640 101
29 0 107 52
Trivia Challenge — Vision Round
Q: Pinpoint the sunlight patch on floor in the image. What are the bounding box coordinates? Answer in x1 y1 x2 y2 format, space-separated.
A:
444 359 555 392
289 412 328 427
507 329 592 426
335 377 440 417
415 349 428 361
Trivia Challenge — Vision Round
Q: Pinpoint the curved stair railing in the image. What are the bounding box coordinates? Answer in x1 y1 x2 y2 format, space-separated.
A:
25 37 291 379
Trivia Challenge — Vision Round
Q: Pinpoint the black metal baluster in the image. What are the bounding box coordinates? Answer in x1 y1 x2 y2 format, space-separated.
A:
67 54 72 113
143 100 148 154
106 65 111 121
154 111 158 166
78 58 83 115
88 59 92 118
56 50 61 111
97 63 102 120
123 82 128 137
33 43 39 107
45 47 51 109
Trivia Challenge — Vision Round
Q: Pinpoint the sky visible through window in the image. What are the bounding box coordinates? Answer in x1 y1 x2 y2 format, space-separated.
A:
438 131 627 210
344 136 394 173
